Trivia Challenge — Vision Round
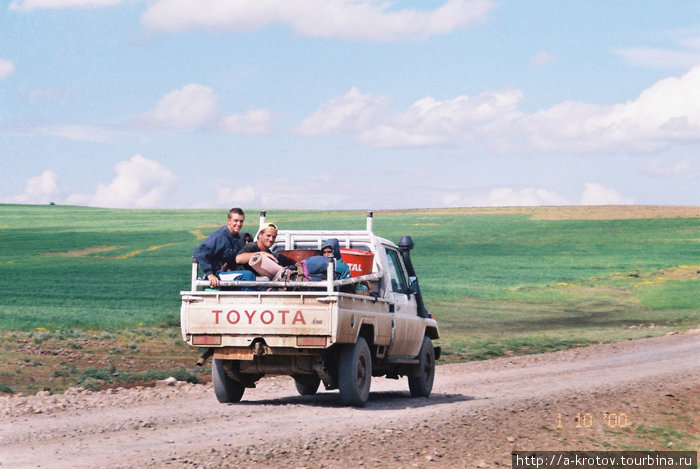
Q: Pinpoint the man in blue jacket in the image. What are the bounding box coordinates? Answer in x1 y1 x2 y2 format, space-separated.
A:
193 207 255 288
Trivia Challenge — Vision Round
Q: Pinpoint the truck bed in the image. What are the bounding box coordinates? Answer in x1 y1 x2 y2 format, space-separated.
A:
181 270 388 342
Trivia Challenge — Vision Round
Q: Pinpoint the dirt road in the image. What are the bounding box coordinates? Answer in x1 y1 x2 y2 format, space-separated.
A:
2 330 698 469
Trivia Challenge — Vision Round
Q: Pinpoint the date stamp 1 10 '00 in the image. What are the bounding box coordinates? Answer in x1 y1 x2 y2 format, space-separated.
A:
555 412 628 430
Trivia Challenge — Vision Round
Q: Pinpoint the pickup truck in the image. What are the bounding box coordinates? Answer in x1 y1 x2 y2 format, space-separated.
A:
180 211 440 406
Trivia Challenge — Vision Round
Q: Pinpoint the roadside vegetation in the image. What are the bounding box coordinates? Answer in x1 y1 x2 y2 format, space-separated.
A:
1 204 698 394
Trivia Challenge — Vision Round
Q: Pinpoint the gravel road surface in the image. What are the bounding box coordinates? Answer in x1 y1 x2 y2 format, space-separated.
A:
1 330 698 468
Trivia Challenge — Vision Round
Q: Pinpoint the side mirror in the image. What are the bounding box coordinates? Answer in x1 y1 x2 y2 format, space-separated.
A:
408 276 419 295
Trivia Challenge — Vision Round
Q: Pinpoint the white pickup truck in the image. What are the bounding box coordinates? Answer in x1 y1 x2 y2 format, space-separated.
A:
180 211 440 406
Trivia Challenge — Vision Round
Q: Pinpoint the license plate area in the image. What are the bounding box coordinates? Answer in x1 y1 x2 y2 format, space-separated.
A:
213 347 255 360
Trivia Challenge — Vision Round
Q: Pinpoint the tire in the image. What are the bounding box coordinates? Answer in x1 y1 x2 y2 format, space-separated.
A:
408 336 435 398
293 375 321 396
338 336 372 406
212 359 245 403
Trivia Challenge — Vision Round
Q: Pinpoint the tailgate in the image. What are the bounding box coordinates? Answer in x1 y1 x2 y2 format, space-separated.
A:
181 292 335 346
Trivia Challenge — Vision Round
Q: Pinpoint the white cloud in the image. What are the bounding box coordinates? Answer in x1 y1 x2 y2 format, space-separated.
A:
216 185 257 206
9 0 125 9
505 66 700 153
139 83 219 129
443 187 569 208
531 51 556 68
257 182 350 210
0 59 15 80
221 110 277 136
580 183 635 205
7 170 60 205
298 87 523 147
215 175 358 210
443 184 634 208
294 87 388 136
66 154 177 208
362 89 523 147
614 31 700 71
137 83 277 135
300 65 700 153
141 0 496 41
615 47 700 71
640 158 693 178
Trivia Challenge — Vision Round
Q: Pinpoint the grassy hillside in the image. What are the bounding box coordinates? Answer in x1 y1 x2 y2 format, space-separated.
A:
1 204 698 394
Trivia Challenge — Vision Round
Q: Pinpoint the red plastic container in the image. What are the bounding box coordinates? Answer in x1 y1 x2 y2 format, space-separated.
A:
278 249 319 263
340 248 374 277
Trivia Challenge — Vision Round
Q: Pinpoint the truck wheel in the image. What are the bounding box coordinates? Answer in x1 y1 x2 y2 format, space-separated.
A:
408 336 435 398
212 359 245 403
338 337 372 406
293 375 321 396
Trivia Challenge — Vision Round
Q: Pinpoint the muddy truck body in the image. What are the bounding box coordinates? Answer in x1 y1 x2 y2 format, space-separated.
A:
180 212 440 406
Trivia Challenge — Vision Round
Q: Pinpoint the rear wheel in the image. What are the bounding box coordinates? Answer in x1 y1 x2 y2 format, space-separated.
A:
408 336 435 398
338 337 372 406
212 359 245 403
293 375 321 395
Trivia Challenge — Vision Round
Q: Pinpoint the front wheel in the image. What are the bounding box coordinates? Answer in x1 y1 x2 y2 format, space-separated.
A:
212 359 245 403
338 337 372 406
408 336 435 398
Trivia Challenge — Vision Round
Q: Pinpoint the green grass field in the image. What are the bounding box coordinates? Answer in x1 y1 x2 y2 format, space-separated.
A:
1 204 699 393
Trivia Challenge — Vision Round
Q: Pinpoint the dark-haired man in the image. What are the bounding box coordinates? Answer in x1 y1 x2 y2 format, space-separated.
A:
193 207 255 287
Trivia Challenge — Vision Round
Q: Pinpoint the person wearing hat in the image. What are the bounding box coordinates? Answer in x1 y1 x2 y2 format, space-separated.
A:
235 222 294 275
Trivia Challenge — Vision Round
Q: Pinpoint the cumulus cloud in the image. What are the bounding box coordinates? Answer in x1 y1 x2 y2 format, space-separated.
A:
614 31 700 71
640 158 693 178
216 175 356 210
294 87 388 136
298 87 523 147
257 178 351 209
580 183 635 205
216 185 257 206
362 89 523 147
515 65 700 153
137 83 276 135
0 59 15 80
615 47 700 71
221 110 277 136
139 83 219 129
9 0 125 9
141 0 496 41
443 187 569 208
439 184 635 208
299 65 700 153
66 155 177 208
7 170 60 205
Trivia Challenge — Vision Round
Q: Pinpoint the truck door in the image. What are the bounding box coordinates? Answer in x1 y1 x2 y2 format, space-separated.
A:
384 247 424 358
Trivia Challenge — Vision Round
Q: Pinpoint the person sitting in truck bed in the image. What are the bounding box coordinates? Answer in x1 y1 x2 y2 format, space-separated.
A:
321 238 368 293
193 207 256 288
235 222 295 276
321 238 351 280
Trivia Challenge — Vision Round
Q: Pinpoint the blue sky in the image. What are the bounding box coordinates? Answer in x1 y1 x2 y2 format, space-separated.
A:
1 0 699 210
